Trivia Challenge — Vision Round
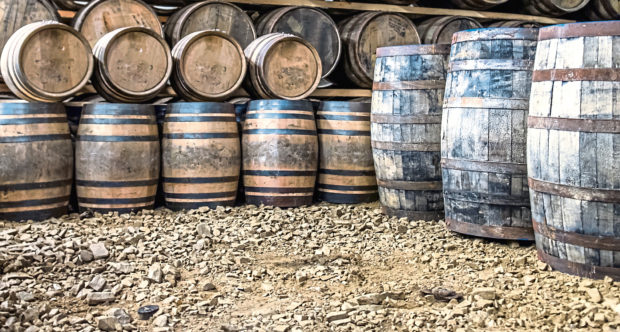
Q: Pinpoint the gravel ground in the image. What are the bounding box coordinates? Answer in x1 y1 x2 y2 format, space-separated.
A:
0 203 619 332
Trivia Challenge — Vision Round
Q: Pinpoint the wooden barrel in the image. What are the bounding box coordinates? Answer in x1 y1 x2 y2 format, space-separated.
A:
72 0 163 48
53 0 87 10
442 28 538 240
229 97 251 206
372 45 450 220
171 30 246 101
0 21 93 103
256 7 341 79
162 102 240 210
528 21 620 280
92 27 173 103
488 21 543 28
244 33 322 101
450 0 509 9
242 100 318 207
586 0 619 19
522 0 591 16
0 102 73 221
164 1 256 48
317 101 377 204
339 12 420 88
75 103 159 214
417 16 483 45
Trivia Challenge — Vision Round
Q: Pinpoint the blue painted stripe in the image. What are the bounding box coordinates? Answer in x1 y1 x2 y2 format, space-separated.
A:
317 184 378 191
77 135 159 142
0 134 71 143
80 118 155 125
244 170 316 176
164 116 236 122
319 169 375 176
76 179 158 187
0 117 67 125
316 115 370 121
78 196 156 205
243 129 316 136
163 133 238 139
317 129 370 136
245 113 314 120
163 176 238 184
244 187 315 193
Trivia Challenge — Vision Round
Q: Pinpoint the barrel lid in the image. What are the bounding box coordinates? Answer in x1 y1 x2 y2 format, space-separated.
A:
451 27 539 44
319 101 370 113
167 102 235 114
376 44 451 57
538 21 620 41
248 99 313 111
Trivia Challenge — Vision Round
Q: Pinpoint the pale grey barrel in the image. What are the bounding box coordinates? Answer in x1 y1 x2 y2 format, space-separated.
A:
528 21 620 280
441 28 539 240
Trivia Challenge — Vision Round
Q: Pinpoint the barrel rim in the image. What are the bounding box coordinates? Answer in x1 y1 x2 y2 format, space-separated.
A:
451 27 539 43
538 21 620 40
376 44 451 57
247 99 314 111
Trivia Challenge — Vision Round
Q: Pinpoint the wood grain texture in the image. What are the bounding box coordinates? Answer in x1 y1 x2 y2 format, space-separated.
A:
0 102 72 221
442 27 538 240
75 103 160 214
528 21 620 280
372 44 450 220
417 16 482 45
0 0 59 58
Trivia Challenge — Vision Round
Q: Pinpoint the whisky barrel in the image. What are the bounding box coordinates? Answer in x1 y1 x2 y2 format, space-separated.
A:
317 101 377 204
528 21 620 280
256 7 341 79
171 30 246 102
0 21 93 103
52 0 86 10
372 45 450 220
0 0 59 61
442 28 538 240
242 100 318 207
417 16 482 45
244 33 322 101
162 102 240 210
339 12 420 88
164 1 256 48
488 21 542 28
586 0 619 19
92 27 173 103
75 103 159 214
450 0 509 9
522 0 591 16
229 97 251 205
0 102 73 221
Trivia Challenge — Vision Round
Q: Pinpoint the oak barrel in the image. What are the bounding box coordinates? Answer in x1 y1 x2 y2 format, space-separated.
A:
242 100 318 207
162 102 240 210
0 102 73 221
92 27 173 103
52 0 86 10
171 30 246 102
528 21 620 280
586 0 619 19
339 12 421 88
317 101 377 204
244 33 322 101
164 1 256 48
256 7 341 79
75 103 160 213
450 0 509 9
372 45 450 220
229 97 251 205
0 21 94 103
488 21 543 28
72 0 163 48
417 16 483 45
522 0 591 16
442 28 538 240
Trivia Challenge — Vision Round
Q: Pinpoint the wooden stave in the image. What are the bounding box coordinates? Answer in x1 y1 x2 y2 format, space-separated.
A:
317 101 378 204
372 44 450 220
441 28 539 240
522 0 592 16
242 99 318 208
528 21 620 280
417 16 483 45
0 21 94 103
75 103 160 214
170 30 246 101
0 101 73 222
162 102 240 210
450 0 509 9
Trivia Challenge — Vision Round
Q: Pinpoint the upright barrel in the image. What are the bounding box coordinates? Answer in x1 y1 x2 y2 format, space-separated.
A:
372 45 450 220
442 28 538 240
317 101 377 204
242 100 318 207
0 102 73 221
528 21 620 280
75 104 160 213
162 102 240 210
417 16 482 44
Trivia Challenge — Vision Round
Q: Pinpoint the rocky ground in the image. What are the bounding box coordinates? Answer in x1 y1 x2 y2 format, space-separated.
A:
0 203 619 332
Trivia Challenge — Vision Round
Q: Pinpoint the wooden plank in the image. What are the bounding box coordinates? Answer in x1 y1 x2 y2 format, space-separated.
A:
59 9 169 23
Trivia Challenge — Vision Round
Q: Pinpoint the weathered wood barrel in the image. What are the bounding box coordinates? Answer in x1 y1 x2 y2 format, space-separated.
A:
52 0 86 10
442 28 538 240
242 100 318 207
417 16 483 45
171 30 246 101
244 33 322 101
339 12 421 88
162 102 240 210
164 1 256 48
372 45 450 220
0 21 94 103
256 7 341 80
522 0 591 16
229 97 251 206
317 101 377 204
0 102 73 221
92 27 173 103
528 21 620 280
450 0 509 9
488 21 542 28
75 103 160 213
586 0 619 19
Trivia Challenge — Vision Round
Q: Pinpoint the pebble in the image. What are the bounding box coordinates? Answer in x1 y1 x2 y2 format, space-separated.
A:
153 315 168 327
97 316 121 331
89 243 109 260
87 292 115 305
147 263 163 283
